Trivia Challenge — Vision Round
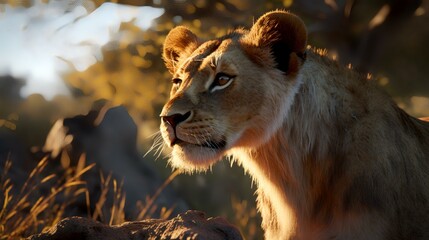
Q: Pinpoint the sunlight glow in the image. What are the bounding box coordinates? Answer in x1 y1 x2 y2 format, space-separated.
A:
0 2 164 99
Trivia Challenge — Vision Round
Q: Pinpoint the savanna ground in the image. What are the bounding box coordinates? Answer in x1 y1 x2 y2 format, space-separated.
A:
0 0 428 239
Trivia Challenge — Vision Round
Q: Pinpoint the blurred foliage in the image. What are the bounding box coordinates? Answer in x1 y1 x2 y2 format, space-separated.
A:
1 0 428 239
3 0 428 131
63 0 429 123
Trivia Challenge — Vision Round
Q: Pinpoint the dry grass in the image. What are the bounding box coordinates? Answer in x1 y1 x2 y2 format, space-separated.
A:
91 169 178 225
0 155 94 239
0 152 262 239
134 169 180 221
0 153 178 239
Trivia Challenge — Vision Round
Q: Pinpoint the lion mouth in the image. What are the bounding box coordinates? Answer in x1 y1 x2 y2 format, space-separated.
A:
161 120 227 150
174 138 227 150
161 123 228 170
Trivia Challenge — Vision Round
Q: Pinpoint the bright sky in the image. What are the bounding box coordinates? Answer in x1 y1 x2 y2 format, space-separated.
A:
0 1 164 99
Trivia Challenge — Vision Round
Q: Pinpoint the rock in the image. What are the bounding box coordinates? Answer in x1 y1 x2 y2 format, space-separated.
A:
28 210 243 240
42 105 188 218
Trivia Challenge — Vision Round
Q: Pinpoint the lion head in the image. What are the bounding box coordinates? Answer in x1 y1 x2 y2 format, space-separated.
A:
160 11 307 171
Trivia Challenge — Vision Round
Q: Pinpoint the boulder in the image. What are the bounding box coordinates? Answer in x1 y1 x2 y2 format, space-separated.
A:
28 210 243 240
43 105 188 218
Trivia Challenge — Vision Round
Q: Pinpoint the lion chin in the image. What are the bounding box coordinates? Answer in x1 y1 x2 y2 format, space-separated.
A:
169 142 226 172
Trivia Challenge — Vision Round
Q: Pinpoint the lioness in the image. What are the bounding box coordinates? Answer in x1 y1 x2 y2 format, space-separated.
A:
159 10 429 239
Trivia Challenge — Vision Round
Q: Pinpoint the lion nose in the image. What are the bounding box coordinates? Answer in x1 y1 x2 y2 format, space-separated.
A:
161 111 192 130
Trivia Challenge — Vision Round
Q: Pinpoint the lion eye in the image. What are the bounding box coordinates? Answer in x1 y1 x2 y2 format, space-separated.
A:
215 73 231 86
210 73 235 92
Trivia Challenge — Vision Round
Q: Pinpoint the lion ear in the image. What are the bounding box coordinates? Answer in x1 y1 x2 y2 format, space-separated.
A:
163 26 199 74
244 11 307 74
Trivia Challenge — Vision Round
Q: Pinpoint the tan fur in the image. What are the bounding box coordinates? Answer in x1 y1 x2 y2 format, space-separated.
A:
160 10 429 239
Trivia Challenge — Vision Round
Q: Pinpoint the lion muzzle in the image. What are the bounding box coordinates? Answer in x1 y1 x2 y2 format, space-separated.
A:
161 111 191 146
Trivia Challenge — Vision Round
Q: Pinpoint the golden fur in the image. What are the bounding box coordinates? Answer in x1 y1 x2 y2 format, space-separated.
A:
160 10 429 239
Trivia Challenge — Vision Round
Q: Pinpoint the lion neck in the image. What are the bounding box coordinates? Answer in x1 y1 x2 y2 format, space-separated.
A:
232 52 350 237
